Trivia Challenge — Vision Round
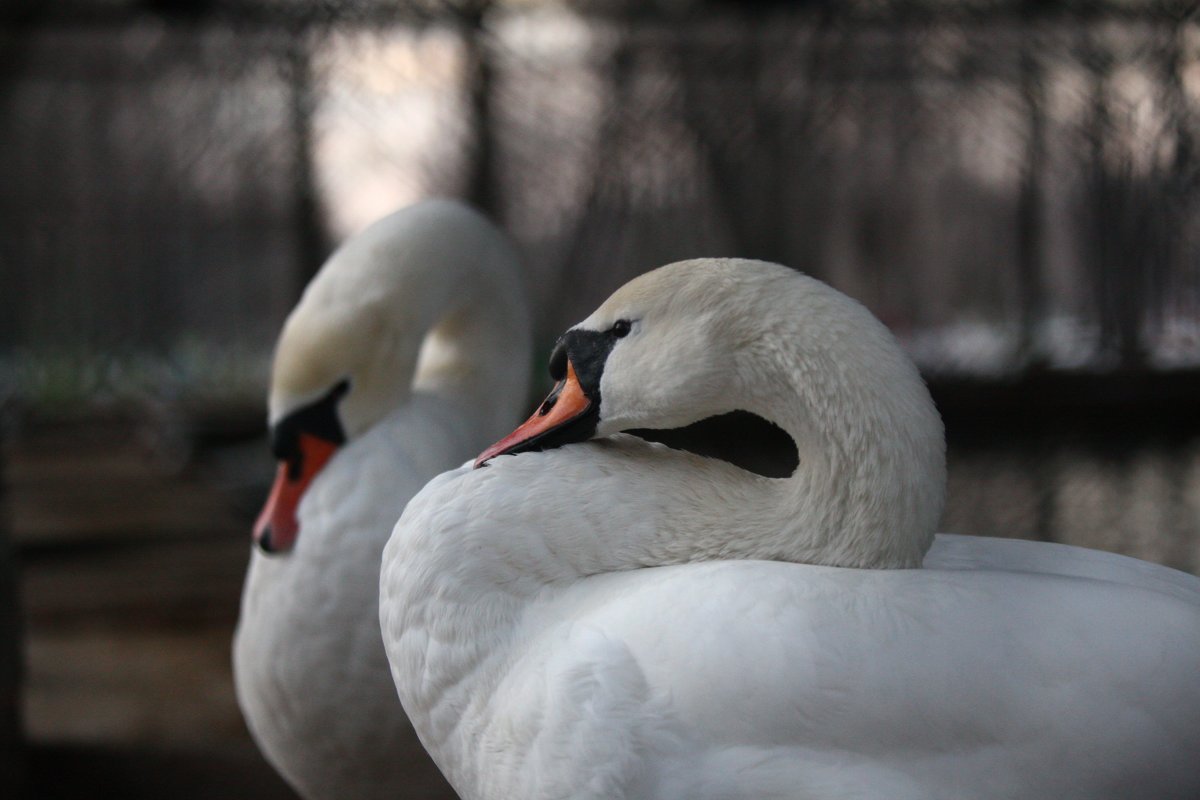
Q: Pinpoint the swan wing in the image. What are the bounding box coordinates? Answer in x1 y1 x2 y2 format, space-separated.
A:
514 561 1200 800
925 533 1200 604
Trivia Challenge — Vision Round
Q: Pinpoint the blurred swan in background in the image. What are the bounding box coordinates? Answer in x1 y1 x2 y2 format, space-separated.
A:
234 199 531 800
381 258 1200 800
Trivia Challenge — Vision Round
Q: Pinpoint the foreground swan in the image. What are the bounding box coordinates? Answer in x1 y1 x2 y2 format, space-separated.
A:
380 258 1200 800
234 200 531 800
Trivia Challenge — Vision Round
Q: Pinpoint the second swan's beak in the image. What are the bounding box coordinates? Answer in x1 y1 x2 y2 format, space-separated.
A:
253 434 340 553
475 361 593 468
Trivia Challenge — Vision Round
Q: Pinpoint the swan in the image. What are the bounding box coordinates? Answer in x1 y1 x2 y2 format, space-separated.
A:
379 258 1200 800
233 199 532 800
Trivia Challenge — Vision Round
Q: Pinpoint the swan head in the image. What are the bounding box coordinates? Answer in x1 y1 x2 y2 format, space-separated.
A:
255 200 530 554
477 258 945 567
477 260 746 463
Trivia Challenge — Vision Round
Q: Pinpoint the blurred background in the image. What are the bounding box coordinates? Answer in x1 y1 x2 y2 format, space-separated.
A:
3 0 1200 796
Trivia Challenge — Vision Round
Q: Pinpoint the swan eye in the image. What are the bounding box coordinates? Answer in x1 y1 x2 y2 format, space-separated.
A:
611 319 632 338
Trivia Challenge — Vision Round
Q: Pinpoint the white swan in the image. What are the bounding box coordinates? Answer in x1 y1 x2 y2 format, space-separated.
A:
380 258 1200 800
233 200 531 800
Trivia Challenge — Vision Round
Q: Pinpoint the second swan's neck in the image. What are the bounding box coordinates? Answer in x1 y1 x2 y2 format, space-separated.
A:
270 201 532 443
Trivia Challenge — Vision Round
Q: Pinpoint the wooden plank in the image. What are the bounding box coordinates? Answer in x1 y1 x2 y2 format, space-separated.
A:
20 538 251 629
6 422 262 547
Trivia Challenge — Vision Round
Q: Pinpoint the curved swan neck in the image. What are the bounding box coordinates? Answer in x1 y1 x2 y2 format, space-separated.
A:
392 258 947 644
730 371 941 570
410 285 531 441
727 301 944 569
270 201 532 442
580 262 945 570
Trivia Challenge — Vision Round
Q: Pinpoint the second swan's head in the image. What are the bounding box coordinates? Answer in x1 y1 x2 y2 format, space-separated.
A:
476 258 945 566
255 200 530 554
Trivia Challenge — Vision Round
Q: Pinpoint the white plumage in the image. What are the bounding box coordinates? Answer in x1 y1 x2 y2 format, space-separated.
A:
234 200 531 800
381 258 1200 800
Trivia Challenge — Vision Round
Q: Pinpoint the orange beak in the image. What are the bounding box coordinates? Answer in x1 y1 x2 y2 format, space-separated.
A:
475 361 593 468
253 433 340 553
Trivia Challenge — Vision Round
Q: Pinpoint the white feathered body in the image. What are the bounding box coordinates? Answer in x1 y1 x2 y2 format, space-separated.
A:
382 441 1200 800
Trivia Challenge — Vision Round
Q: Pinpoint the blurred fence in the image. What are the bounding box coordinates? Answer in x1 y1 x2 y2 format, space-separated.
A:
4 2 1200 363
2 0 1200 568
